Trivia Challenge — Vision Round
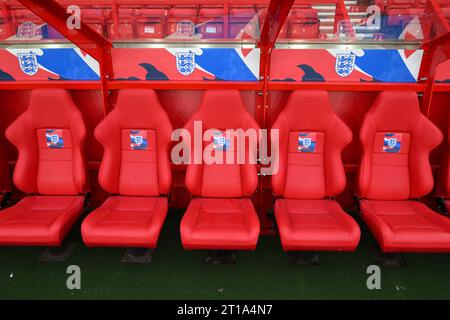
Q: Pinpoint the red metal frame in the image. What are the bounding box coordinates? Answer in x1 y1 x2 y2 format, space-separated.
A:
15 0 114 115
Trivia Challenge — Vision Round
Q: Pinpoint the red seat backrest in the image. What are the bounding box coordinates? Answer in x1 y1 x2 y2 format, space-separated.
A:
6 89 86 195
95 89 173 196
358 91 442 200
271 91 352 199
184 90 260 198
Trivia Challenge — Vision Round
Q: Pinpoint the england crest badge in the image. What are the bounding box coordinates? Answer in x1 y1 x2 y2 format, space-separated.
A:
383 133 402 153
17 52 39 76
130 130 148 151
335 53 356 77
212 131 230 151
298 132 317 153
46 129 64 149
176 51 195 76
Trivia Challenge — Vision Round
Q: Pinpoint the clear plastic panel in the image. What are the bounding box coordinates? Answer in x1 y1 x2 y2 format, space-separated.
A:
276 0 450 43
0 0 273 43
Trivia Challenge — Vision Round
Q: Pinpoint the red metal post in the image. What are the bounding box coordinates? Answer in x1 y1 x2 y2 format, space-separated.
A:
419 0 450 117
257 0 294 233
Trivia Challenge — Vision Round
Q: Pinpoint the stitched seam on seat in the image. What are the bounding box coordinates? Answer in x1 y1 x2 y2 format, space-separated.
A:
410 202 447 233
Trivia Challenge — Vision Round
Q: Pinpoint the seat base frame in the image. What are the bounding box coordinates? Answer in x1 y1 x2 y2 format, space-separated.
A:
287 251 320 265
121 248 154 264
39 241 77 262
205 250 236 264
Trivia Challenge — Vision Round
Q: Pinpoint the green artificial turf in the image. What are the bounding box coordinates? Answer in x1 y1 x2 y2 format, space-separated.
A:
0 209 450 300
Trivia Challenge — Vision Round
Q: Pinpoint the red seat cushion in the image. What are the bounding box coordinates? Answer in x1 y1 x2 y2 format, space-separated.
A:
81 89 173 248
82 196 168 248
181 198 259 250
358 91 447 252
0 196 84 246
136 9 165 39
360 200 450 252
181 90 261 250
275 199 360 251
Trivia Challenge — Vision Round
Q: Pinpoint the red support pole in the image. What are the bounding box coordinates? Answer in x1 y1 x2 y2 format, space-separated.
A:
16 0 114 116
257 0 294 233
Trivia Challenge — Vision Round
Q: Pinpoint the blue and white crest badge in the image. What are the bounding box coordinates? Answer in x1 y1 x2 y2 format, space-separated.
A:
335 53 356 77
17 52 39 76
176 51 195 76
302 138 312 148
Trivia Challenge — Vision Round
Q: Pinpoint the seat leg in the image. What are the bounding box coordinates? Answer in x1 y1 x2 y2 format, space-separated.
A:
372 248 406 267
287 251 320 265
39 241 77 262
0 192 11 209
121 248 154 264
436 197 448 215
205 250 236 264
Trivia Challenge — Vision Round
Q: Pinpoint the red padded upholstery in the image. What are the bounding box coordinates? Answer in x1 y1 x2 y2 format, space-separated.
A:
181 198 259 250
275 200 360 251
357 91 450 253
360 200 450 252
6 89 86 195
82 89 173 248
286 8 319 39
0 196 84 246
271 90 360 251
180 90 260 250
82 196 168 248
136 9 165 39
358 91 441 200
0 89 86 246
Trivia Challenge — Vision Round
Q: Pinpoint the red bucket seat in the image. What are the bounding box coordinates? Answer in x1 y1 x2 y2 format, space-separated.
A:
271 91 360 251
0 89 86 246
358 91 450 253
81 89 173 248
180 90 260 250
